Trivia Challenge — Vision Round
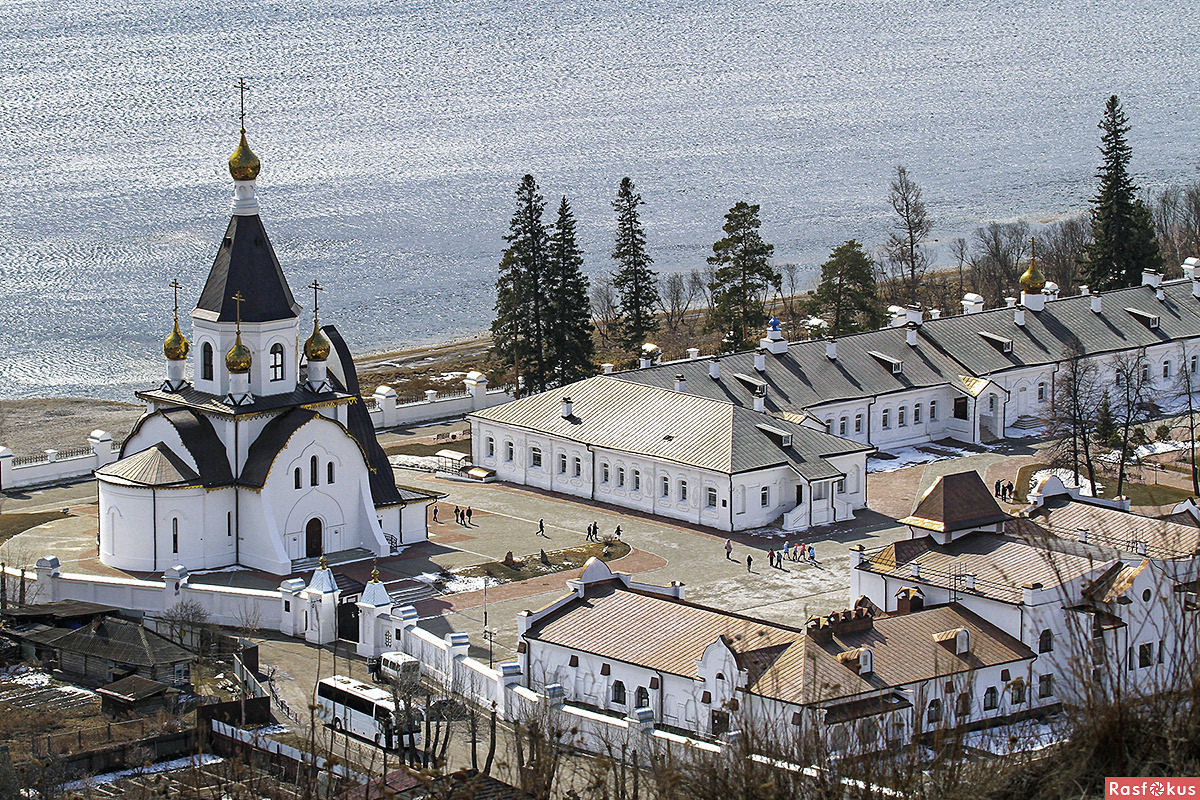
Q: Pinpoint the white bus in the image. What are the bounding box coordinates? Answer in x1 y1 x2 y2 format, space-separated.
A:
316 675 421 750
378 652 421 686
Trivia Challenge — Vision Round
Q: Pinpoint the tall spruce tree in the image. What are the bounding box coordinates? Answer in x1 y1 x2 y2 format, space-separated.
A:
708 202 779 349
492 175 550 394
546 197 596 386
611 178 659 351
808 240 885 335
1084 95 1160 290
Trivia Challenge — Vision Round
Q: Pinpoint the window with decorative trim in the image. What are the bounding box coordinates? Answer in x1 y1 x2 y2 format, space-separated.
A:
270 343 285 381
531 447 542 468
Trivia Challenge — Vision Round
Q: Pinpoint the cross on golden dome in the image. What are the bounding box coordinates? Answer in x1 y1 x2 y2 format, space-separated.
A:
225 291 253 374
163 278 190 361
304 280 331 362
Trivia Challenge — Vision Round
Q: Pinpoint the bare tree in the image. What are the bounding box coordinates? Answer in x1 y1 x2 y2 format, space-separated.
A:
1035 215 1092 296
659 272 696 332
883 165 934 306
950 236 969 300
590 275 621 345
1170 342 1200 495
1046 339 1101 494
1150 181 1200 277
690 264 719 325
970 220 1031 306
1110 348 1152 498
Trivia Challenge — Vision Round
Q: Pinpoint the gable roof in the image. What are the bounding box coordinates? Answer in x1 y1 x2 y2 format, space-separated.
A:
120 408 234 486
1026 493 1200 559
96 442 201 488
194 214 300 323
900 471 1010 533
42 618 193 668
470 376 871 476
240 407 322 489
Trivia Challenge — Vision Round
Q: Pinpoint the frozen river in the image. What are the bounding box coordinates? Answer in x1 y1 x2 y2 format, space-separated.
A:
1 0 1197 400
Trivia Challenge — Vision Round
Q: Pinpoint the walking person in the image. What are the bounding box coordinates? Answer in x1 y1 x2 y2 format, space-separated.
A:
454 506 461 525
746 553 753 572
768 549 775 568
808 543 816 562
586 522 595 541
614 525 622 540
593 521 599 542
538 518 546 537
725 538 733 560
994 479 1002 498
432 505 439 524
466 506 473 525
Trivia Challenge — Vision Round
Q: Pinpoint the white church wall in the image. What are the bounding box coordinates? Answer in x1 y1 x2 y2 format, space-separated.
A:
190 316 299 397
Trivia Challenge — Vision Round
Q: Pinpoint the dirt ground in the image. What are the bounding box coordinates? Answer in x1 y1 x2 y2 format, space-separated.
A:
0 398 144 455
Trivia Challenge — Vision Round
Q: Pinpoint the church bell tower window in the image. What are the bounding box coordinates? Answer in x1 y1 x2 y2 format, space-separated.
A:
270 344 285 381
202 343 214 381
172 518 179 553
310 455 319 486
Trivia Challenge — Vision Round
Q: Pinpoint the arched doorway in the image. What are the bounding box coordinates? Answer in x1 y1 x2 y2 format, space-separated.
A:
306 518 323 558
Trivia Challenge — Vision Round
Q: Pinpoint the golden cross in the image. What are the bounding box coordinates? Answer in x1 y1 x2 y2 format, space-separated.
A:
1030 236 1037 267
235 77 249 133
168 278 182 317
231 291 245 332
309 279 323 317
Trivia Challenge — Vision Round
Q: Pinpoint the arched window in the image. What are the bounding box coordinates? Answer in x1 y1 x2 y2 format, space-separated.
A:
310 455 319 486
486 437 495 458
929 400 938 421
1038 629 1053 653
983 686 998 711
1142 363 1150 382
601 463 610 484
927 698 942 724
679 480 688 501
617 468 626 488
913 403 922 424
558 453 567 474
635 686 649 708
661 476 670 498
706 487 718 508
1037 382 1047 402
632 470 640 491
327 462 335 484
854 413 863 432
898 406 907 426
294 468 302 489
530 447 542 468
202 342 214 381
1163 360 1171 379
611 681 626 705
1011 680 1026 705
839 417 847 435
882 408 890 429
573 457 581 478
760 486 770 507
270 343 285 381
1192 355 1198 374
172 518 179 553
505 441 514 462
955 692 970 717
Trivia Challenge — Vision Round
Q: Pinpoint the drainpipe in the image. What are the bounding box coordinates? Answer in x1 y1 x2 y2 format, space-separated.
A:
234 418 240 566
588 445 596 501
729 474 735 532
808 481 813 530
152 487 158 573
656 669 665 723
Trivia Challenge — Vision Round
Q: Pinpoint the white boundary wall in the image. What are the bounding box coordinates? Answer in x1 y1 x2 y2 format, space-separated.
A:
0 431 118 490
365 373 512 430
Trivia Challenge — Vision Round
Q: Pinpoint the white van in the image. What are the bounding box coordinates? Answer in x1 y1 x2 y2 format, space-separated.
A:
379 651 421 686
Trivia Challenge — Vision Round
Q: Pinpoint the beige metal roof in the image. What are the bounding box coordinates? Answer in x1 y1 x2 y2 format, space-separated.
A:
899 471 1011 533
96 442 201 487
1026 495 1200 559
470 376 871 476
525 582 1033 707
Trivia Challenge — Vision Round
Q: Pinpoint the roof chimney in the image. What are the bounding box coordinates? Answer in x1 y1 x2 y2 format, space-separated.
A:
826 338 837 360
905 322 918 347
753 388 766 413
1092 293 1102 314
674 374 686 393
561 397 573 419
928 308 941 320
639 355 652 369
1077 528 1088 544
963 574 976 591
709 357 721 380
906 306 923 326
1192 279 1200 300
1157 286 1166 302
1079 284 1090 295
910 563 921 578
1136 541 1148 556
1014 305 1026 327
1184 258 1200 280
754 348 766 373
1005 296 1017 308
687 347 701 360
962 293 984 315
602 362 614 374
1142 269 1162 289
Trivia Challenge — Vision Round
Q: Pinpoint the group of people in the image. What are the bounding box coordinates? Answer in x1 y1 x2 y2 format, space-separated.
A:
432 504 474 526
994 479 1016 503
725 538 815 571
585 522 620 541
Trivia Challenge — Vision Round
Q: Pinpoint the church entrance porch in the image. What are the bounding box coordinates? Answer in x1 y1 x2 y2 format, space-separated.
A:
306 518 323 558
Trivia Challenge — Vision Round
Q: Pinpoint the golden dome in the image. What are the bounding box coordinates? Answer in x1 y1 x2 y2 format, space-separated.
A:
163 317 190 361
1019 260 1046 294
228 130 261 181
225 332 252 374
304 320 331 362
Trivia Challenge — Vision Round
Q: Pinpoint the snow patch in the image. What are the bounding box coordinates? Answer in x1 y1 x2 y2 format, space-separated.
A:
1031 468 1101 497
868 444 978 474
62 754 224 789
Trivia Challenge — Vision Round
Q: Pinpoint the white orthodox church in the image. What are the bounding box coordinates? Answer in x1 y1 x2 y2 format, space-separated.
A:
96 127 432 576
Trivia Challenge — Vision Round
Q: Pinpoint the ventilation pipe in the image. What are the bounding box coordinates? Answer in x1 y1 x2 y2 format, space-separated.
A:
602 362 614 374
709 357 721 380
561 397 573 418
1014 305 1026 327
1142 270 1162 288
687 347 701 360
962 293 984 314
905 322 918 347
754 348 767 372
1005 297 1017 308
929 308 941 320
674 374 686 393
753 388 766 413
1092 293 1102 314
826 338 838 360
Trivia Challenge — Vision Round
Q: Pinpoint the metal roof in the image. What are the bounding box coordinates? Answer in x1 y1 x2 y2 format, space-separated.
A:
470 376 871 476
1026 495 1200 559
96 442 201 487
120 408 234 487
899 471 1011 533
194 213 300 323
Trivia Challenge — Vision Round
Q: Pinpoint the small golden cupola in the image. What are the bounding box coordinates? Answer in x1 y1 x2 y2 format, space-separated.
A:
1019 245 1046 294
228 130 261 182
304 319 331 362
164 318 190 361
226 332 252 374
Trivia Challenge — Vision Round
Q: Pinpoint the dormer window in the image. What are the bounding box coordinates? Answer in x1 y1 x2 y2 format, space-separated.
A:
756 424 792 448
1126 307 1160 329
869 350 903 374
978 331 1014 353
859 648 873 675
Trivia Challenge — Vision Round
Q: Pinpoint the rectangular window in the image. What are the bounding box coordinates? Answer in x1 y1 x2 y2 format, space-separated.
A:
760 486 770 507
953 397 968 420
839 417 847 436
172 518 179 554
632 470 640 491
898 406 906 426
854 414 863 433
1139 642 1154 668
1012 682 1025 704
661 476 670 498
1191 355 1197 374
1038 674 1053 698
913 404 922 424
882 409 890 429
601 463 610 484
486 437 495 458
705 487 717 508
1037 384 1046 402
929 400 938 421
618 468 626 488
573 457 581 478
558 453 567 474
227 512 232 537
327 462 335 484
679 481 688 501
531 447 542 468
836 479 845 493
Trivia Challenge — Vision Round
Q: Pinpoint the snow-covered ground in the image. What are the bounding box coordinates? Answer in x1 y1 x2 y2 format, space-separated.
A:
867 443 980 474
412 571 489 594
61 754 225 790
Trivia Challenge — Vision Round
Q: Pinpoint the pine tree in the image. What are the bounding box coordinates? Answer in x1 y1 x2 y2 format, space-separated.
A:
611 178 659 351
808 240 886 335
492 175 551 395
707 202 779 349
545 197 596 386
1094 389 1117 446
1084 95 1160 290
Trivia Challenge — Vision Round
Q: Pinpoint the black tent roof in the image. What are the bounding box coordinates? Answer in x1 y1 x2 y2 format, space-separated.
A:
194 214 300 323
